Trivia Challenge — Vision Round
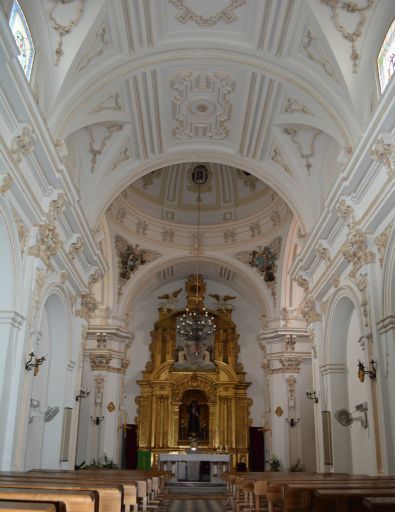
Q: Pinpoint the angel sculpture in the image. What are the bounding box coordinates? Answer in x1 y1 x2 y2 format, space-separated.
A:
209 293 236 311
158 288 182 311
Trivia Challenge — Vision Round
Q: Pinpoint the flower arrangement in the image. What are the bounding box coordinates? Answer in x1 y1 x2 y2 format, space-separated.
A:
84 453 118 469
266 454 281 471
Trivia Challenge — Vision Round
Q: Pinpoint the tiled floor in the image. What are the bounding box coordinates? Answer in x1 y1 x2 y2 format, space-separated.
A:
163 483 228 512
164 497 228 512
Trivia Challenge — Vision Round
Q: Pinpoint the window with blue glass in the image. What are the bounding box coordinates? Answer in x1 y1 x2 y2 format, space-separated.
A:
377 18 395 93
9 0 35 81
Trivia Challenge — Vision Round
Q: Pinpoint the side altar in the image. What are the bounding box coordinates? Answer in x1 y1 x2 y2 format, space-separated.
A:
136 275 251 469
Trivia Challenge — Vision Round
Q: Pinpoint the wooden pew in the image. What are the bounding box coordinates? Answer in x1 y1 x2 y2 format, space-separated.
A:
0 503 59 512
282 478 395 512
0 477 122 512
28 469 165 512
0 489 97 512
314 488 395 512
29 471 138 512
229 472 330 512
222 471 395 512
362 497 395 511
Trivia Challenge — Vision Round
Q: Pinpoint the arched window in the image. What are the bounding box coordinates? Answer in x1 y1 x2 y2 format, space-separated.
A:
8 0 35 81
377 18 395 93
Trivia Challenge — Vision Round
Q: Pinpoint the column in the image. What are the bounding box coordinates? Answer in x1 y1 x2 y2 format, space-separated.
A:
76 325 133 466
258 327 313 471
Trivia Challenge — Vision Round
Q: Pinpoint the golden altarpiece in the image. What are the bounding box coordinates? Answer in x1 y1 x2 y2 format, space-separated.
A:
136 275 251 468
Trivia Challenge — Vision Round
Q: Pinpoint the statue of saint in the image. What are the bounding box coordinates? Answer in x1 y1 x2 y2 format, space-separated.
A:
188 399 200 437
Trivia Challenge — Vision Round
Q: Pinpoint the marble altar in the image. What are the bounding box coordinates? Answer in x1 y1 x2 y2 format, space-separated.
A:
158 453 230 482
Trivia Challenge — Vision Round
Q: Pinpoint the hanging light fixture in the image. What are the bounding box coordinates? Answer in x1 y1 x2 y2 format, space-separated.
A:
176 165 216 345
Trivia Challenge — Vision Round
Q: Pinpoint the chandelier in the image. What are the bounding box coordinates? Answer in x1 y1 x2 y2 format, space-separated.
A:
176 165 216 344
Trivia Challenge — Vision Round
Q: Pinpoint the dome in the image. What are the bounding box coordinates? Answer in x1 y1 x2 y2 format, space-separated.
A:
122 162 279 226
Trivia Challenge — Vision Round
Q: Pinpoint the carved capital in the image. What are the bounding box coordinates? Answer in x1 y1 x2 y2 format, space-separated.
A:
336 198 355 227
88 267 102 287
76 293 98 321
10 126 36 162
279 356 302 372
370 134 395 177
47 191 67 224
59 270 68 284
300 298 321 324
0 174 13 195
341 230 375 280
375 222 393 267
67 234 83 260
294 273 309 293
28 224 63 270
316 242 331 266
89 352 113 371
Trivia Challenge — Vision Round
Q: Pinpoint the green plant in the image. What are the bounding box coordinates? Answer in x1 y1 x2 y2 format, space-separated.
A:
84 453 118 469
266 454 280 471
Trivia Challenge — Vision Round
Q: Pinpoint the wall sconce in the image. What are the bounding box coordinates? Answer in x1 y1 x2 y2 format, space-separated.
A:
286 418 300 427
76 388 90 401
306 390 319 403
25 352 46 373
358 359 377 382
90 416 104 426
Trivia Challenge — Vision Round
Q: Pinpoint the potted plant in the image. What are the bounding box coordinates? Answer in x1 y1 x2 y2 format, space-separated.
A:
266 454 281 471
84 453 118 469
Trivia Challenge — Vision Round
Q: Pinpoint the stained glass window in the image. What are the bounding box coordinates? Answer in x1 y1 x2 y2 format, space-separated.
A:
9 0 35 81
377 18 395 94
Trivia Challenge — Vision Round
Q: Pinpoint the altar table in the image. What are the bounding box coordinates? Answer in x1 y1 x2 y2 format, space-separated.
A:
158 453 230 482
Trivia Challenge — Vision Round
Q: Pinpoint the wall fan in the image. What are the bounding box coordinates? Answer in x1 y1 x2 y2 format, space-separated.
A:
334 402 368 429
29 399 60 423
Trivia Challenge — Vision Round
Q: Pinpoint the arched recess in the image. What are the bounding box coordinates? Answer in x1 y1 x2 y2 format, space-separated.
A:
0 200 24 470
324 289 376 474
25 290 71 470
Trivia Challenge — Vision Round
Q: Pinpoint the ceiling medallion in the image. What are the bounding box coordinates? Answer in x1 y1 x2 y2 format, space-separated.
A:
188 98 216 116
172 71 234 140
169 0 247 27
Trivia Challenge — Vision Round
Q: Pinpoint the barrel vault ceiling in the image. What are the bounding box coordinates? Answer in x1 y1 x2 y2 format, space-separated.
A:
15 0 395 304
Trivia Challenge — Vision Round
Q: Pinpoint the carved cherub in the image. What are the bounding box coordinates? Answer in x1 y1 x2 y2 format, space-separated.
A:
209 293 235 310
158 288 182 311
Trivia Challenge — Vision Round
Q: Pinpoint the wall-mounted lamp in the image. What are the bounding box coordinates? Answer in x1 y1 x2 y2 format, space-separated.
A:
286 418 300 427
90 416 104 426
76 388 90 401
25 352 46 373
358 359 377 382
306 390 319 403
